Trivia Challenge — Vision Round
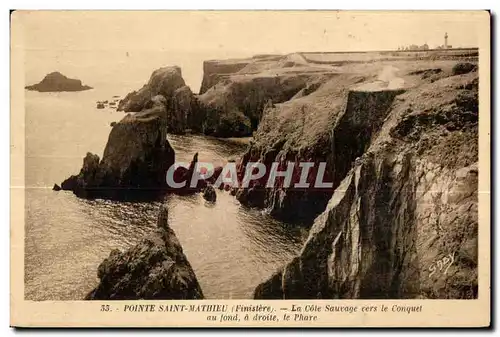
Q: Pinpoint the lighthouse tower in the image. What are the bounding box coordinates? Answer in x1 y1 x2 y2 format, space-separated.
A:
444 32 449 49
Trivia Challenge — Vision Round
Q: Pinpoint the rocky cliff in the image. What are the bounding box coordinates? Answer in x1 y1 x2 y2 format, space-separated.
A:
118 66 186 112
58 52 478 300
119 55 401 138
25 72 92 92
117 66 202 134
196 54 339 137
116 56 340 137
85 205 204 300
253 62 478 299
61 101 175 200
234 72 407 222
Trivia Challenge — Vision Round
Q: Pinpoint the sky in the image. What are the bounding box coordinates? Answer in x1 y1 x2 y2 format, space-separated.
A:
16 11 482 52
13 11 484 91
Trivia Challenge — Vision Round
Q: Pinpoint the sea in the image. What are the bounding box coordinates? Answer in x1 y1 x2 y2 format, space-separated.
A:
23 50 307 300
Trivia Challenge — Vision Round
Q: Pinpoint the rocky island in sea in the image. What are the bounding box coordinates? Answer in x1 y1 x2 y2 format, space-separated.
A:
25 71 93 92
57 49 478 300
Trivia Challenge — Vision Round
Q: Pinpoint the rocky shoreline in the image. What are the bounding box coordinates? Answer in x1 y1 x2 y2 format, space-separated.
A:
55 50 478 300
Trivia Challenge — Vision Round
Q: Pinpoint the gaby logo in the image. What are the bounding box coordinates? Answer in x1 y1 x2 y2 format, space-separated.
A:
166 161 334 190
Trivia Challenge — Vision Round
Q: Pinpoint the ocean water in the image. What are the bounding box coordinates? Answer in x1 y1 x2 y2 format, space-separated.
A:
24 62 307 300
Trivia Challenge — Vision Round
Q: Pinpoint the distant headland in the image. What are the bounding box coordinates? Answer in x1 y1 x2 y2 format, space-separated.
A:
25 72 93 92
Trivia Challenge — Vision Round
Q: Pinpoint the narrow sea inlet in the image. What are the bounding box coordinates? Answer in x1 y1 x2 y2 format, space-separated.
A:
24 89 307 300
23 45 479 302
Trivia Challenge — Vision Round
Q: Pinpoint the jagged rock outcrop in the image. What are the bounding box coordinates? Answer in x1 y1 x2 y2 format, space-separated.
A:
202 185 217 202
118 66 186 112
61 105 174 200
61 152 100 195
25 72 92 92
85 205 204 300
233 71 404 222
198 55 284 95
170 152 210 194
253 64 478 299
168 85 202 134
117 66 202 134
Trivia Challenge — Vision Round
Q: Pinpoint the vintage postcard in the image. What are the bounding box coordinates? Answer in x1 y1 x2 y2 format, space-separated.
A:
10 10 490 327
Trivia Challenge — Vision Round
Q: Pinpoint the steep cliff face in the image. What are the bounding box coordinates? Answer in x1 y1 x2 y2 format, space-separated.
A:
199 73 330 137
199 59 252 94
118 66 186 112
198 55 285 94
61 103 175 200
234 70 406 222
85 205 204 300
196 54 339 137
254 67 478 299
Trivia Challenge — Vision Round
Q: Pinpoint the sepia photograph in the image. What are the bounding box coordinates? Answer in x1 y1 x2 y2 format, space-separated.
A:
10 9 490 327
